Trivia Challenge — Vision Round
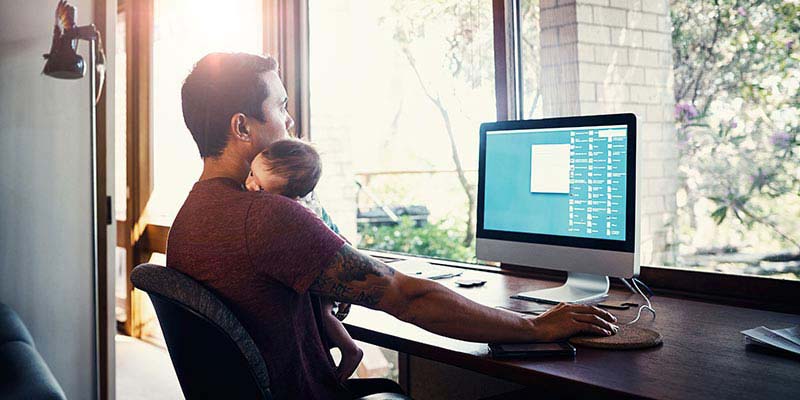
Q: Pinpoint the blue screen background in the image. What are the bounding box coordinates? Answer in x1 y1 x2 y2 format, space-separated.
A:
483 126 627 241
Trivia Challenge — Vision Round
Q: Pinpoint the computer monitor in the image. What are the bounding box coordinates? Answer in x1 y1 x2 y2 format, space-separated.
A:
476 113 639 304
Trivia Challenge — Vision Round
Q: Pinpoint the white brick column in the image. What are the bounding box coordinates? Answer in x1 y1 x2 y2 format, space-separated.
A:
540 0 581 116
313 126 358 241
308 2 359 242
540 0 678 265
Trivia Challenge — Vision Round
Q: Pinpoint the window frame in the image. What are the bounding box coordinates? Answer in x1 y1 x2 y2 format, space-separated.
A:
116 0 154 339
126 0 799 315
488 0 799 311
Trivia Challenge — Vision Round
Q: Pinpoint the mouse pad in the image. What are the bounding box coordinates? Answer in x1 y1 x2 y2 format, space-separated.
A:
569 326 663 350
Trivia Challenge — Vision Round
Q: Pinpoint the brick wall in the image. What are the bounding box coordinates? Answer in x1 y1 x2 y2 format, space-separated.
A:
540 0 678 265
308 1 359 242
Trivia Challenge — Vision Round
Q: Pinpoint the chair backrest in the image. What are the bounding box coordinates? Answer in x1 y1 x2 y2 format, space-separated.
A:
130 263 272 400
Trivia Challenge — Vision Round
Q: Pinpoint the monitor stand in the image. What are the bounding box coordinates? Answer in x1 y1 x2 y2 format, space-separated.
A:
514 272 609 304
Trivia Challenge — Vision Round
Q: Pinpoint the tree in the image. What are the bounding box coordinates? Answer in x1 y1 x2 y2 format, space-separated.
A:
519 0 541 119
382 0 540 247
383 0 494 247
671 0 800 254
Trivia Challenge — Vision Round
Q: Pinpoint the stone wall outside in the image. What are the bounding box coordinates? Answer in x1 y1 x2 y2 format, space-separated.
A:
540 0 678 265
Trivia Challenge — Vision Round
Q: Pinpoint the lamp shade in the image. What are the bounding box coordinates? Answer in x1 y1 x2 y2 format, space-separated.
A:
43 41 85 79
43 0 85 79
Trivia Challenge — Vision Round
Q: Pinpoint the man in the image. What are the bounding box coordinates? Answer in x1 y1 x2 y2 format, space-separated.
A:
168 52 618 400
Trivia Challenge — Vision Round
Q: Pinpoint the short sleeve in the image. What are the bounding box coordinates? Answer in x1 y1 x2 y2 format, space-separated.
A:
245 193 345 293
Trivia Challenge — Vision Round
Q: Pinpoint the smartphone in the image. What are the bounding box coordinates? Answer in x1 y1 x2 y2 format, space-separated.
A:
489 342 576 359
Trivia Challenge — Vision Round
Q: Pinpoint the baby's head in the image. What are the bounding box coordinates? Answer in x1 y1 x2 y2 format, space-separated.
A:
247 139 321 199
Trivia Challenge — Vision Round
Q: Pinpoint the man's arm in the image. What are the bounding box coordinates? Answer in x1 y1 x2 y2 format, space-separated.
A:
309 244 618 343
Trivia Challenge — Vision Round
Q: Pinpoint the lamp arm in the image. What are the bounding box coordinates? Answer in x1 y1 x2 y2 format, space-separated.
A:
68 25 106 105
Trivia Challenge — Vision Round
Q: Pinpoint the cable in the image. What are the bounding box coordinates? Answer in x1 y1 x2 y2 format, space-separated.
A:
619 277 636 293
625 277 656 325
632 277 654 298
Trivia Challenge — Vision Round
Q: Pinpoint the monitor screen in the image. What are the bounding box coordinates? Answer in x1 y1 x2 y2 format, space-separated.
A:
482 124 628 241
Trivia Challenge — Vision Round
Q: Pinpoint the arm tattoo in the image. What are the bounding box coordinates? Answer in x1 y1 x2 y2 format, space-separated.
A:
310 245 395 307
333 245 395 282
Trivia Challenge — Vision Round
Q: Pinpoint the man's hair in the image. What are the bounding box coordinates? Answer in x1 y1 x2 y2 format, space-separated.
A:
181 52 278 158
257 139 322 199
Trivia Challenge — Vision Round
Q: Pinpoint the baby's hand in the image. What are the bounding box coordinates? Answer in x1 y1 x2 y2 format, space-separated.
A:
245 171 261 192
336 346 364 383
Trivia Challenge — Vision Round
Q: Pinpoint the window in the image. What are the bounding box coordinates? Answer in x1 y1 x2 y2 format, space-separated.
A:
308 0 799 281
149 0 263 223
669 1 798 280
519 0 542 119
515 1 799 280
309 0 496 262
125 1 798 298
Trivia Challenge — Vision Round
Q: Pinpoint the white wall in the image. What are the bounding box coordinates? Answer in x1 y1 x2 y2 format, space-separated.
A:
0 0 112 398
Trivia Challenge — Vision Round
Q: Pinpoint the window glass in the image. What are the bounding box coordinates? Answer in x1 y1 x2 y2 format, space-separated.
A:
150 0 262 223
670 1 798 280
520 0 799 280
519 0 542 119
309 0 496 263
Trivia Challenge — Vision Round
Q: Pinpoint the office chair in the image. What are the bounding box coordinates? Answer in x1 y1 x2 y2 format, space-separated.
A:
131 263 409 400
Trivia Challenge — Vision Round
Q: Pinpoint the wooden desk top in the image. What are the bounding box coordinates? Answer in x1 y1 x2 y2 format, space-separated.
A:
343 266 800 400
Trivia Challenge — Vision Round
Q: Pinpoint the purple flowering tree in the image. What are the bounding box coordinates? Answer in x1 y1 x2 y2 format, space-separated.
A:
671 0 800 257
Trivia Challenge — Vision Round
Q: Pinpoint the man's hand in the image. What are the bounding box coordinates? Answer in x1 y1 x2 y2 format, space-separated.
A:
525 303 618 342
334 302 351 321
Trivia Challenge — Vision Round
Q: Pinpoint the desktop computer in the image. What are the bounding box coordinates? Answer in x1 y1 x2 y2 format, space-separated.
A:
476 113 639 304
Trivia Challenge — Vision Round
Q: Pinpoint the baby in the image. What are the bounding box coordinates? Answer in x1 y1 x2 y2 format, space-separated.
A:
245 138 363 383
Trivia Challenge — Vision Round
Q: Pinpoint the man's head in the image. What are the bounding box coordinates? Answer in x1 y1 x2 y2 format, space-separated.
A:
181 52 294 161
246 139 322 199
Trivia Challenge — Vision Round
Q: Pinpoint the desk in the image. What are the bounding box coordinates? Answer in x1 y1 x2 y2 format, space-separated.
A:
343 265 800 399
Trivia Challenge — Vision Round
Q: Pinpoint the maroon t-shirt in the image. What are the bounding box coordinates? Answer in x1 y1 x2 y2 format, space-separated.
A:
167 178 346 400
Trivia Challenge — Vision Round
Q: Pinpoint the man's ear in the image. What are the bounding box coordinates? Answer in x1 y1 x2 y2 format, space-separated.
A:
231 113 251 142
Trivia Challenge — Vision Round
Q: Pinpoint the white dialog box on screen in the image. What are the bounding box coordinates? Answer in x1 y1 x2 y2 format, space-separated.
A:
530 144 570 193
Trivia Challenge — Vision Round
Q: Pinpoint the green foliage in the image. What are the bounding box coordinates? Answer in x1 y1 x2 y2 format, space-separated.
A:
383 0 503 247
358 217 476 262
367 0 800 261
671 0 800 251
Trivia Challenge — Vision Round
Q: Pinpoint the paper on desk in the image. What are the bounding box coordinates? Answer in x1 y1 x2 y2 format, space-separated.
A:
388 259 462 280
773 326 800 347
741 326 800 356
